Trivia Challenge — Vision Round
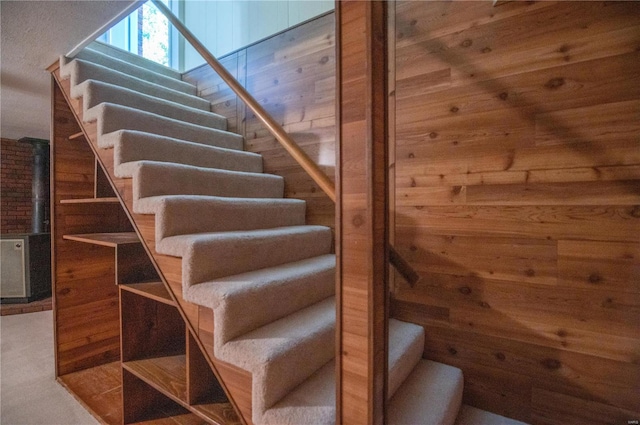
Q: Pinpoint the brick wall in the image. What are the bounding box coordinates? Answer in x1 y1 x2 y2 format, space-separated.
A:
1 138 33 234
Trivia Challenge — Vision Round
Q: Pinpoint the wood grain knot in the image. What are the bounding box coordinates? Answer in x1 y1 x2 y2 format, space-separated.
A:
319 56 329 65
525 269 536 277
429 132 438 139
351 214 364 228
499 92 509 101
588 273 602 284
481 47 492 53
544 77 565 90
460 39 473 48
541 358 561 370
448 347 458 355
630 206 640 218
450 106 459 113
495 352 506 361
459 286 472 295
296 67 302 73
556 329 568 338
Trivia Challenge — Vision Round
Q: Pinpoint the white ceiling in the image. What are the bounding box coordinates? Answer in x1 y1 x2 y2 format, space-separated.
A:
1 0 137 140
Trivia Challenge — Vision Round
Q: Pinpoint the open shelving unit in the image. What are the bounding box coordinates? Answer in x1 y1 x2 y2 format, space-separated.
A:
51 82 237 425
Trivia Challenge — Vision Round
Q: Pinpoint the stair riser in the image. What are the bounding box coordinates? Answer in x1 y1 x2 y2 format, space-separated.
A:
388 320 425 399
213 267 335 346
88 42 181 78
254 324 335 420
132 164 284 213
94 104 243 150
75 48 194 93
113 133 262 178
63 59 208 110
79 80 225 130
156 199 306 240
179 227 333 286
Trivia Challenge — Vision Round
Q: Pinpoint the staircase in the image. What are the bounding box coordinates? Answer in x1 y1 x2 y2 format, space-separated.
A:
54 42 526 425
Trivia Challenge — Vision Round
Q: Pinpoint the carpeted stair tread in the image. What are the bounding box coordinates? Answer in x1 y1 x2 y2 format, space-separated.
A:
61 58 208 110
132 162 284 213
158 225 333 285
388 319 424 399
72 48 195 94
388 359 464 425
260 319 428 425
260 359 335 425
154 196 306 240
109 130 260 177
185 254 335 346
88 41 180 78
455 405 528 425
218 297 336 423
77 80 225 129
94 104 240 150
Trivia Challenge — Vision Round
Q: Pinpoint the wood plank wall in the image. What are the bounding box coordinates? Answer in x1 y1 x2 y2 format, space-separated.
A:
51 82 132 376
183 12 336 231
390 2 640 424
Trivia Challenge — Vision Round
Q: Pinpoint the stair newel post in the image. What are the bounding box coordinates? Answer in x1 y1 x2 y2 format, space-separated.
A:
336 1 389 424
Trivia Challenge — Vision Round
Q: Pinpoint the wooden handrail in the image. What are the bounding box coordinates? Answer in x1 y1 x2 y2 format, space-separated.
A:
151 0 419 286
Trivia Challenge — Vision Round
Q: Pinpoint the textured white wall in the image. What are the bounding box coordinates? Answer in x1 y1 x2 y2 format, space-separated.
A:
0 1 137 140
180 0 333 71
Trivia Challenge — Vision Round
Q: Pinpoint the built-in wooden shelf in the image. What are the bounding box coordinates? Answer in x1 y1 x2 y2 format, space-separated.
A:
120 282 174 306
124 355 237 425
60 197 119 204
124 355 188 404
63 232 140 247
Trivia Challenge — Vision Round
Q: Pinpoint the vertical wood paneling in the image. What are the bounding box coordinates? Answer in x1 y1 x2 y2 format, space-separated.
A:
184 12 336 231
391 1 640 423
51 82 132 376
336 2 388 424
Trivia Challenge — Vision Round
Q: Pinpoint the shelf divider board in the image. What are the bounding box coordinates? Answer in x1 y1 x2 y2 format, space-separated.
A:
187 330 227 405
63 232 140 247
120 282 174 306
60 197 120 204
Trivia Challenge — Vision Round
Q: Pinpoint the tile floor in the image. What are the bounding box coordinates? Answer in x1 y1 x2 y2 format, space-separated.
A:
0 310 99 424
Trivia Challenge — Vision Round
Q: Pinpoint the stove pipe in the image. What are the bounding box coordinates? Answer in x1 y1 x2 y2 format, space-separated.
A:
18 137 50 234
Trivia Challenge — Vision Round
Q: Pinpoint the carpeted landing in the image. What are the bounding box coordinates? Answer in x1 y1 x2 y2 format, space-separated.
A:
59 42 527 425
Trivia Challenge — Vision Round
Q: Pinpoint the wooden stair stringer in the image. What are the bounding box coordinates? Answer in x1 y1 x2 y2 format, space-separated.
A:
52 70 254 425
